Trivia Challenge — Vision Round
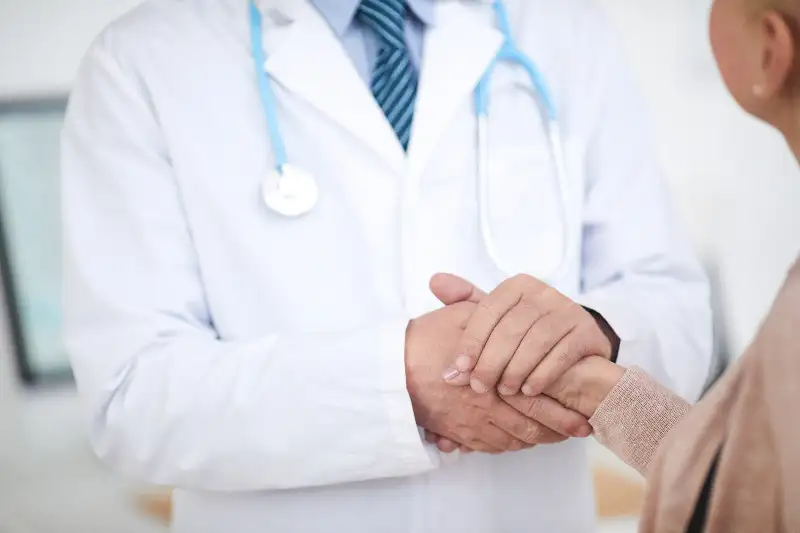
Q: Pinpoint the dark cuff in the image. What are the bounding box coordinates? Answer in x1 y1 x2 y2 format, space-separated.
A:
584 306 621 363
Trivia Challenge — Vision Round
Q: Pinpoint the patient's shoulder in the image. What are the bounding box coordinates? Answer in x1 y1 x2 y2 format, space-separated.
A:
774 255 800 313
789 254 800 279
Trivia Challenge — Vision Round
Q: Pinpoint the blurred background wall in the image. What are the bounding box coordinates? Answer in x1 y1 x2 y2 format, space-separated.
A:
1 0 799 532
1 2 169 531
597 0 800 360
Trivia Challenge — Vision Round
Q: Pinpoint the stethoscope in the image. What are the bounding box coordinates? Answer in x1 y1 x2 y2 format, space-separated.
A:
249 0 573 281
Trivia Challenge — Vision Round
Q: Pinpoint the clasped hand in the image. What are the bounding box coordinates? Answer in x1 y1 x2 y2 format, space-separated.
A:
406 273 618 454
406 302 591 454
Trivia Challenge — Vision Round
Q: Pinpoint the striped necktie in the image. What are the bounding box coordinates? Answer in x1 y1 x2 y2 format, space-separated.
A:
356 0 417 151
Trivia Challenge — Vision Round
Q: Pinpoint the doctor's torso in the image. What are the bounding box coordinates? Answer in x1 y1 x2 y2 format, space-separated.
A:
75 0 614 531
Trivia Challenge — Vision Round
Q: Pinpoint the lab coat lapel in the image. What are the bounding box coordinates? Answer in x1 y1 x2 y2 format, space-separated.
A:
408 2 503 176
261 1 405 173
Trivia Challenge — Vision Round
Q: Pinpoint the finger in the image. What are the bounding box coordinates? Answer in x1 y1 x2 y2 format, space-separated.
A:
426 430 487 454
472 422 528 452
425 431 440 444
521 321 605 397
429 273 487 305
448 427 503 454
489 400 569 444
502 394 592 438
449 281 526 388
465 441 500 454
472 302 548 395
461 278 554 392
441 367 472 386
496 305 575 396
436 437 460 453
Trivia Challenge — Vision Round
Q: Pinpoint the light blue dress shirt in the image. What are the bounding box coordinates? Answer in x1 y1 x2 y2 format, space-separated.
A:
310 0 435 83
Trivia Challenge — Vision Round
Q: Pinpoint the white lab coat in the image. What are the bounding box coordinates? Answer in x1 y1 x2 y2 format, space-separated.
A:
61 0 712 532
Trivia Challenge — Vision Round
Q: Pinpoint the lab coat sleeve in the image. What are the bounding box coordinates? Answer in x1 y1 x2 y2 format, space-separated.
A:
575 28 713 403
61 34 437 492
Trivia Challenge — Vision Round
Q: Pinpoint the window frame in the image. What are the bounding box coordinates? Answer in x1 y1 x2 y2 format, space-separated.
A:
0 97 72 387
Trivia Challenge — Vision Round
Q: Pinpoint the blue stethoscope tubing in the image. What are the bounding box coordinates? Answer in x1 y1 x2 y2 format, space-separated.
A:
474 0 571 280
249 0 572 281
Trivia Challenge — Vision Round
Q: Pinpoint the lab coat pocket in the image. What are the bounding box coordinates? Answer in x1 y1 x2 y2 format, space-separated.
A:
486 138 584 279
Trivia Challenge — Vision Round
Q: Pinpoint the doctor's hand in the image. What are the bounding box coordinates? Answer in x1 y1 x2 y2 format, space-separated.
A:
433 273 619 400
405 303 590 454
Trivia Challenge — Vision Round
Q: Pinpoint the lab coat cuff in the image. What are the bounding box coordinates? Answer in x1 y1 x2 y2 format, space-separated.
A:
577 292 660 370
379 319 440 471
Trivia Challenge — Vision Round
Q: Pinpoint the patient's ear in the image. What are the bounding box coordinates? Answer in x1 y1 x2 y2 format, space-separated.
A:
754 10 796 100
711 1 798 124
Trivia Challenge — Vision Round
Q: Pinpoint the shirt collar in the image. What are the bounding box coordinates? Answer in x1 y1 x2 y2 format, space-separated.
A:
310 0 435 37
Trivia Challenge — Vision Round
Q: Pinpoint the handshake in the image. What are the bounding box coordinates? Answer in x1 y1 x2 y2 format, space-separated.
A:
405 273 621 454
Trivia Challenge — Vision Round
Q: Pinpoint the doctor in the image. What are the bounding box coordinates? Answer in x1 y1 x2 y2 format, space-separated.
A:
61 0 712 532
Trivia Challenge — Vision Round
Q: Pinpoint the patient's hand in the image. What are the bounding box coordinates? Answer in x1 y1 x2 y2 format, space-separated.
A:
429 356 625 454
506 356 626 419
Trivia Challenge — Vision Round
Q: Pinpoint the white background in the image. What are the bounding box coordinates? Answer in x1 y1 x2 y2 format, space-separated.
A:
1 0 799 531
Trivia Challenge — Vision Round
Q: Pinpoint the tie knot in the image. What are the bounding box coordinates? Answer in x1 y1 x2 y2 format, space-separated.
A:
357 0 407 49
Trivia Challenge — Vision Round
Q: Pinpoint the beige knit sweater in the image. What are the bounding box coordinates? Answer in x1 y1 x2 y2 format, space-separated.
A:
588 257 800 533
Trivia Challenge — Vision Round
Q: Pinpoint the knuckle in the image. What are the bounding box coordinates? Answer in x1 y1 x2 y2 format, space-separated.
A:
523 423 542 444
512 275 545 299
558 349 573 367
554 342 575 367
477 300 501 322
516 298 542 319
510 273 530 287
540 285 560 303
522 274 544 291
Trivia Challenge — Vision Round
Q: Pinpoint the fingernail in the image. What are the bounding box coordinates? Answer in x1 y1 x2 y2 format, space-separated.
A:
455 355 471 372
470 378 488 394
442 367 460 381
521 385 534 396
575 424 593 438
497 384 515 396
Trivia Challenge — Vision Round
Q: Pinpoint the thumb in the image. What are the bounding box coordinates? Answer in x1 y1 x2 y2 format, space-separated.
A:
429 273 487 305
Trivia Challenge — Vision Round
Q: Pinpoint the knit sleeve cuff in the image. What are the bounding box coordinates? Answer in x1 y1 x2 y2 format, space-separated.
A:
589 366 691 476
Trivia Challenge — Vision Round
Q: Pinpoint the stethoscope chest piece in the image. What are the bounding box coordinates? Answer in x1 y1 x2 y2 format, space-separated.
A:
261 164 318 217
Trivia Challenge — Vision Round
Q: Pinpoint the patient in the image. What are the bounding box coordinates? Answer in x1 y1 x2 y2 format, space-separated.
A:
432 0 800 530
